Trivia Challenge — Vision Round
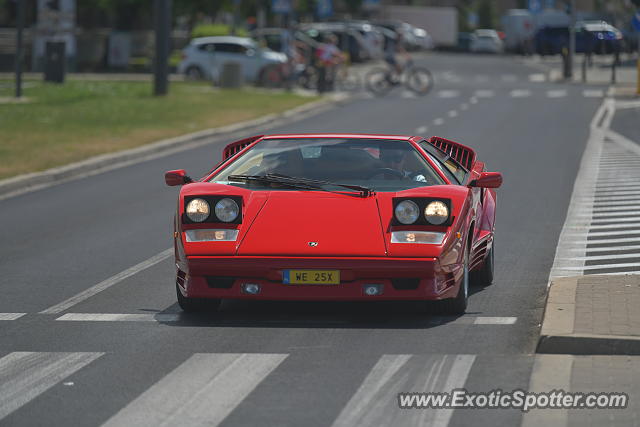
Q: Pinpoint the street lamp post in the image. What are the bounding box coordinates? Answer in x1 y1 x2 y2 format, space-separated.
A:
568 0 576 79
15 0 25 98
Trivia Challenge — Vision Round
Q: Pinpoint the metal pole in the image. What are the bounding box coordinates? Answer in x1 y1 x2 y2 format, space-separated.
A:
15 0 25 98
154 0 171 96
568 0 576 79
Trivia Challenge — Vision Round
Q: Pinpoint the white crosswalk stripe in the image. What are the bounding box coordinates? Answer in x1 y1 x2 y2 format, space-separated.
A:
510 89 531 98
102 353 288 427
331 354 475 427
0 352 103 421
528 73 546 82
474 90 494 98
546 89 567 98
583 89 605 98
437 90 460 98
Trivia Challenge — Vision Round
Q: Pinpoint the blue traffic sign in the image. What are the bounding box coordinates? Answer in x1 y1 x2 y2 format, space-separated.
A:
632 10 640 31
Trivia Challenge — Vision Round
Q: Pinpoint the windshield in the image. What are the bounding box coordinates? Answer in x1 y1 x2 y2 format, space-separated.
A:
210 138 446 192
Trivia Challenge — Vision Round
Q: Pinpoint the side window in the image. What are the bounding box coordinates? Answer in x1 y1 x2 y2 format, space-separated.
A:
215 43 248 54
197 43 216 53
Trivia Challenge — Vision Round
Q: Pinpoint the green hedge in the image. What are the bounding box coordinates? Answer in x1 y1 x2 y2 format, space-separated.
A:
191 24 249 38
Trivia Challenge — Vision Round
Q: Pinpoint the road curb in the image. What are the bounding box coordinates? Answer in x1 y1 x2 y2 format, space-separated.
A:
537 275 640 355
0 93 349 200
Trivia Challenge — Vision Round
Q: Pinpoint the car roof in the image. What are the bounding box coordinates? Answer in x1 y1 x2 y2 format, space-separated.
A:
191 36 254 45
261 133 413 141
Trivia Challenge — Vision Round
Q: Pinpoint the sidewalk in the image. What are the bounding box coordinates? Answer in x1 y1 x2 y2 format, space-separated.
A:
523 53 639 97
538 275 640 355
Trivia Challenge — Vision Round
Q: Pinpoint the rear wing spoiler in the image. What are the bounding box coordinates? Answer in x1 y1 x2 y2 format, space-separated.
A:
222 135 263 161
426 136 476 170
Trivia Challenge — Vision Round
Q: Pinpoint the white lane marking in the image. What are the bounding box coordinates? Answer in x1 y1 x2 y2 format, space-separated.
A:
528 73 546 82
460 103 469 110
583 89 604 98
593 214 640 220
474 90 494 98
56 313 181 322
546 89 567 98
437 90 460 98
331 355 475 427
566 237 640 245
587 230 640 238
102 353 287 427
473 317 517 325
447 110 458 118
588 222 640 230
560 253 640 262
510 89 531 98
583 244 640 253
593 205 640 213
0 313 26 320
549 97 611 279
40 248 173 314
593 198 640 205
562 262 640 271
433 118 445 126
0 352 103 420
594 190 640 196
415 125 428 134
501 74 517 82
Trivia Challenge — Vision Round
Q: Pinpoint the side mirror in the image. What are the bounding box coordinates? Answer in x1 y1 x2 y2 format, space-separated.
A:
469 172 502 188
165 169 193 186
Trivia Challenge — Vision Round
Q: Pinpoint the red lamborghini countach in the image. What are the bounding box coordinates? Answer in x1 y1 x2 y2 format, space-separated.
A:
165 134 502 314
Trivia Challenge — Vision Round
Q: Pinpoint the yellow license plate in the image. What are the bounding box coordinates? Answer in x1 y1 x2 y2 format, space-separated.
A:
283 270 340 285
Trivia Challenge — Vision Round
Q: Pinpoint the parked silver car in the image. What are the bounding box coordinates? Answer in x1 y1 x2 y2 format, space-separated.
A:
177 36 287 85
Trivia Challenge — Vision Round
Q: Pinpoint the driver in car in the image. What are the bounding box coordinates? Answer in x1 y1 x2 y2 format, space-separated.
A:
378 147 427 182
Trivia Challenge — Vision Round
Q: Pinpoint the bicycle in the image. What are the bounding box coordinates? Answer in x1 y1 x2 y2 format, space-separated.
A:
365 59 434 96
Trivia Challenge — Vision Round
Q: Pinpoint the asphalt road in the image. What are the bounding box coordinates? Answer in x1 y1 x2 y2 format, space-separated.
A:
0 52 608 427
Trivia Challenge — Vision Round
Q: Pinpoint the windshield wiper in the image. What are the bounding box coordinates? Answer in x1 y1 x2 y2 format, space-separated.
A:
228 174 374 197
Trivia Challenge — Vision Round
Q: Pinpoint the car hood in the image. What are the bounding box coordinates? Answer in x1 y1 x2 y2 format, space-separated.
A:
237 192 387 256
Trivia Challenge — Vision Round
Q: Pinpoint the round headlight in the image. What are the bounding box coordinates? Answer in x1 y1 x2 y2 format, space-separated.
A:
395 200 420 225
214 198 240 223
425 201 449 225
186 198 210 222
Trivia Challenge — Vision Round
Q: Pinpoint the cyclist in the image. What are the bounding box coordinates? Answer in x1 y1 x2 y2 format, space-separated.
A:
383 32 409 79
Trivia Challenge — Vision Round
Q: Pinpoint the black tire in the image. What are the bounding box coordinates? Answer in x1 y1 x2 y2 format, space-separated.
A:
405 67 434 96
176 283 221 313
437 244 469 315
365 67 394 96
185 66 204 81
471 244 494 287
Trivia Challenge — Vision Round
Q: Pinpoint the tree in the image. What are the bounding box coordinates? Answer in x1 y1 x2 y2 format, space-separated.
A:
477 0 495 29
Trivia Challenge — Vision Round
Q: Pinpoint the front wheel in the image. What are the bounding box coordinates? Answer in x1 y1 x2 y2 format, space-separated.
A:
471 244 494 287
365 67 394 96
176 283 221 313
437 245 469 315
405 67 434 95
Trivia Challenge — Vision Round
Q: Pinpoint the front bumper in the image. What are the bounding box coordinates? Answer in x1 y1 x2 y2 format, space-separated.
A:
179 256 460 301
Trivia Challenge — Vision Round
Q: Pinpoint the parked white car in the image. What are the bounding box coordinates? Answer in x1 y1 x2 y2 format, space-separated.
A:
470 29 504 53
177 36 287 84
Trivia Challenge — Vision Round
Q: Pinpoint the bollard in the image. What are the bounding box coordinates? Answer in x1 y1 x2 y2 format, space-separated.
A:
611 56 617 85
637 57 640 96
562 48 571 79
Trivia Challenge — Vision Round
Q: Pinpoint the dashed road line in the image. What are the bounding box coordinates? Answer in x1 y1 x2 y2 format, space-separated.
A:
528 73 546 82
415 125 428 134
473 90 494 98
546 89 567 98
437 90 460 98
0 313 26 320
433 118 445 126
39 248 173 314
447 110 458 118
